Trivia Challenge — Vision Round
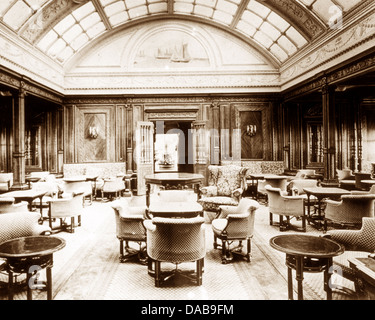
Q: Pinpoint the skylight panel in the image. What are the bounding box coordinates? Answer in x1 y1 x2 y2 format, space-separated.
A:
99 0 117 6
54 15 76 35
194 5 214 18
128 5 148 19
72 1 95 21
311 0 336 24
57 46 74 62
241 10 263 29
270 43 288 62
196 0 215 6
216 0 238 16
126 0 146 9
70 33 89 51
37 29 58 51
0 0 15 17
213 10 233 25
277 35 297 55
109 11 129 26
148 2 168 13
285 27 307 48
336 0 362 12
86 22 106 39
247 0 270 19
254 30 273 49
80 12 101 31
174 2 193 14
3 0 32 30
236 20 257 37
62 24 83 43
25 0 49 10
47 38 67 57
260 21 281 42
267 12 289 33
105 1 126 16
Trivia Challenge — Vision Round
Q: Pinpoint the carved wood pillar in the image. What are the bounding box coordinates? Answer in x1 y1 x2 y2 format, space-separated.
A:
12 84 27 189
322 82 337 184
125 104 133 173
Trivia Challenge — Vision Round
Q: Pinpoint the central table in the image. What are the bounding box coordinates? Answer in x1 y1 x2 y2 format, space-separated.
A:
144 173 204 208
148 201 203 218
303 187 351 230
0 236 66 300
270 234 344 300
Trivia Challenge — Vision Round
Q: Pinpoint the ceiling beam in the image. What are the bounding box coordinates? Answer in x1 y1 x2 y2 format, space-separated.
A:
92 0 112 31
230 0 250 29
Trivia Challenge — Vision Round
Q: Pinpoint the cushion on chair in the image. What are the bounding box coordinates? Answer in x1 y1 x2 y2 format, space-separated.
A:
199 196 239 212
211 218 228 235
216 165 243 196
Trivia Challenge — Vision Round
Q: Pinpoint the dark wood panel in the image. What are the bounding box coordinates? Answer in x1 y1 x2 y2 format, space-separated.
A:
240 110 263 159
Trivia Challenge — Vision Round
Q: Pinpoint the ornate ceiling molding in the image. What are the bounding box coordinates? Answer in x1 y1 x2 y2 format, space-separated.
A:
262 0 325 40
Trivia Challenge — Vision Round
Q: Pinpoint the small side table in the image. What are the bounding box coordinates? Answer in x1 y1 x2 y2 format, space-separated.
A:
270 234 344 300
0 236 66 300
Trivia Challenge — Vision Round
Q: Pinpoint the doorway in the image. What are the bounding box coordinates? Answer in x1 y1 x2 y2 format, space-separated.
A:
154 120 194 173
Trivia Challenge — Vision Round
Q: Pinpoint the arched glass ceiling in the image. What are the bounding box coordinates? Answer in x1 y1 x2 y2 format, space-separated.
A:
0 0 364 65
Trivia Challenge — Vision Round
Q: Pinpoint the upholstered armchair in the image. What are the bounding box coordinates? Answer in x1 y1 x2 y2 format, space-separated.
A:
198 165 248 220
324 194 375 232
62 179 93 206
111 199 147 264
211 198 259 264
0 197 28 213
0 173 13 193
101 177 125 201
265 185 306 232
288 169 316 180
47 191 84 233
337 169 356 190
144 216 205 287
324 217 375 289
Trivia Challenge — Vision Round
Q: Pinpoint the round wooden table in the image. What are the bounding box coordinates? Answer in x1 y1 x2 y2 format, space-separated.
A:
270 234 344 300
144 173 204 208
0 236 66 300
148 201 203 218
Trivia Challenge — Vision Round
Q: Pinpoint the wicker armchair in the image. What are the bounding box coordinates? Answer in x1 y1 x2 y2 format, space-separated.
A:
324 194 375 232
265 185 306 232
211 198 259 264
47 191 84 233
337 169 356 190
324 217 375 285
0 173 13 193
101 177 125 201
0 197 28 213
111 199 147 264
144 216 205 287
198 165 247 221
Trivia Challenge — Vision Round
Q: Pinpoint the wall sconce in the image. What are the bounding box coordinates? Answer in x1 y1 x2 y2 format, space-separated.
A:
245 125 257 137
89 126 99 139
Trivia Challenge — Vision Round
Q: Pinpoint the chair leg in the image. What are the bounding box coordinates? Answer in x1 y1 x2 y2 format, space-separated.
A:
246 238 251 262
155 261 162 287
269 212 273 225
213 235 218 249
196 258 203 286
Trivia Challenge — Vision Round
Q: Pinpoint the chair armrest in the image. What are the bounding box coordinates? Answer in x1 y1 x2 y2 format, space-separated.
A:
120 214 144 221
227 212 249 219
143 219 156 232
324 199 342 206
232 187 243 198
200 186 217 197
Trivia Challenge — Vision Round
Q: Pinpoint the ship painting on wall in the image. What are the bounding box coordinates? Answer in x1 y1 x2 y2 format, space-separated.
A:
134 30 209 68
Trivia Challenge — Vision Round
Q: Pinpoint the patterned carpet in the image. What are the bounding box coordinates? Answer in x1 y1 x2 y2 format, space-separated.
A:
0 195 359 300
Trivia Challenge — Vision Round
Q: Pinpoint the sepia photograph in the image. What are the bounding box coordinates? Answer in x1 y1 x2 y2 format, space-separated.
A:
0 0 375 308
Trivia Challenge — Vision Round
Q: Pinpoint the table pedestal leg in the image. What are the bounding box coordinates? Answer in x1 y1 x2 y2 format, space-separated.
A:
296 256 304 300
26 271 32 300
324 258 333 300
46 266 52 300
8 270 13 300
287 267 293 300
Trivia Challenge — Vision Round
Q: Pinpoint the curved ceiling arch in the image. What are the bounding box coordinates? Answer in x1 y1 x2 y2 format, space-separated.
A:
0 0 367 67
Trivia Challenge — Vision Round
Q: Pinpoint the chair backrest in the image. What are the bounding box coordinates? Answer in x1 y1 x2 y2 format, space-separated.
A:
207 165 247 196
147 216 205 263
357 217 375 252
337 169 353 180
265 185 284 212
295 169 316 179
0 197 29 213
224 198 258 239
29 171 51 181
289 179 319 195
0 211 43 243
102 177 125 193
48 191 84 218
112 200 146 240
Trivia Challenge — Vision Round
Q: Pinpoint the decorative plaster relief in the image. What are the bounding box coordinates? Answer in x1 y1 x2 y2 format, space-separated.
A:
0 35 64 92
281 11 375 87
